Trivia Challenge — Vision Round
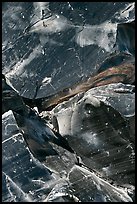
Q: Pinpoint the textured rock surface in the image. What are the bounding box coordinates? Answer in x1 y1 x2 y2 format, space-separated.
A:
2 2 135 202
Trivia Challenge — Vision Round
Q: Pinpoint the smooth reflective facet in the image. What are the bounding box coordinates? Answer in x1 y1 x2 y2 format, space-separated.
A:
2 2 135 202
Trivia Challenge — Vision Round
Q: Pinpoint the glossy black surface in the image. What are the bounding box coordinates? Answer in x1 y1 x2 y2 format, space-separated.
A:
2 2 135 202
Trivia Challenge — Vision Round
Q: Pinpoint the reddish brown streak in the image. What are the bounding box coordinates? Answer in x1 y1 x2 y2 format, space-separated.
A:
42 62 135 110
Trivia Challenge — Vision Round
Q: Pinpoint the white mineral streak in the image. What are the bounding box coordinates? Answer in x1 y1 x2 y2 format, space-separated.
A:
115 2 135 22
4 76 20 94
121 3 135 18
81 132 99 146
45 192 68 202
2 110 23 143
33 2 50 21
29 3 134 50
2 110 14 119
42 177 73 202
4 122 19 136
6 45 42 79
2 133 19 144
73 165 133 202
75 21 117 52
31 179 46 185
28 14 72 34
42 77 52 84
102 166 111 176
2 40 8 50
32 106 39 114
3 120 18 135
3 172 33 202
67 2 74 11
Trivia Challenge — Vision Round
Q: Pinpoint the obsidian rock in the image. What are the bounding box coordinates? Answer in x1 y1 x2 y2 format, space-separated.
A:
2 2 135 202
